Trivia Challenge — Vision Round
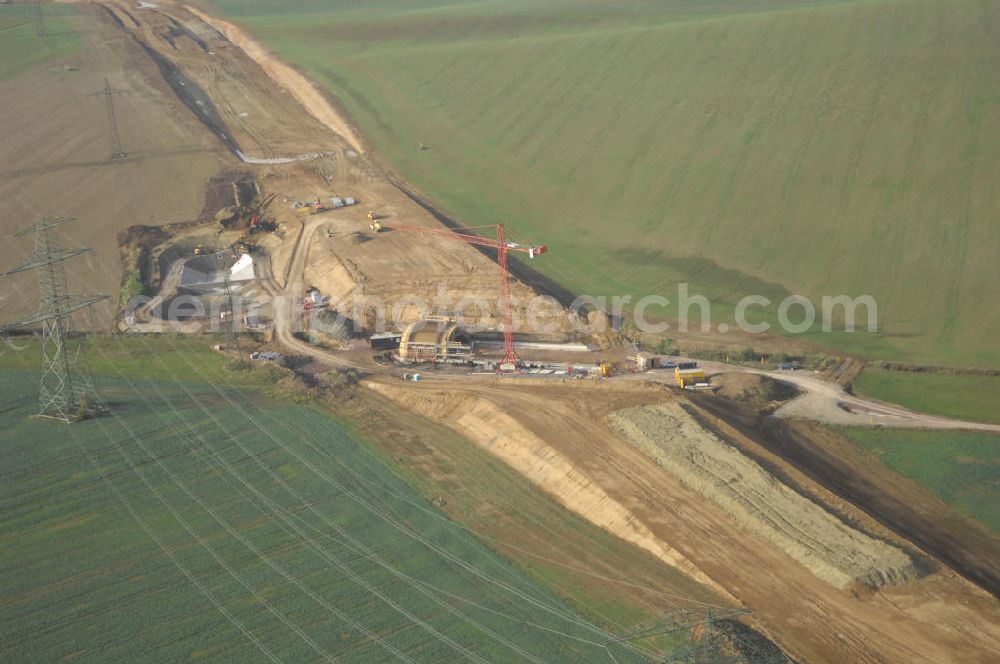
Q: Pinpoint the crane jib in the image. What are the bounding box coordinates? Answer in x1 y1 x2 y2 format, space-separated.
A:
373 221 546 370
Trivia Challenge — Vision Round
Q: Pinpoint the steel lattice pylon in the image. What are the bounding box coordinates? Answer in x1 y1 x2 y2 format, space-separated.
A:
89 78 128 160
223 274 242 364
1 217 109 422
35 0 47 38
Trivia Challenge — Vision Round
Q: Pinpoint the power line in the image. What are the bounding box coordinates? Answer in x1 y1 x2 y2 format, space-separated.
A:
615 608 792 664
150 338 658 661
1 217 107 422
5 215 751 660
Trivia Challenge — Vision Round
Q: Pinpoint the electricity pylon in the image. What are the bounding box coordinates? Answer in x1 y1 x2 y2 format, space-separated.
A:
1 217 108 422
35 1 47 38
316 149 334 184
223 274 242 364
89 78 129 160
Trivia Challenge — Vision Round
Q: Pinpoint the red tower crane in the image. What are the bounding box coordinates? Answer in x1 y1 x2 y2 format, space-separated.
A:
370 221 547 370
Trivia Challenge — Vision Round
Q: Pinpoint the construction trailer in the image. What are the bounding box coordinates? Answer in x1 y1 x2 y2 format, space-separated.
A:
370 333 402 351
629 352 658 371
675 364 706 388
305 287 324 306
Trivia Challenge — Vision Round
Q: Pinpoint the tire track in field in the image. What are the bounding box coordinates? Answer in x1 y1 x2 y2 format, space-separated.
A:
507 34 637 163
822 3 897 273
523 24 666 150
618 21 718 232
875 0 939 326
939 0 992 343
562 34 648 186
663 19 742 208
700 14 811 249
761 5 865 269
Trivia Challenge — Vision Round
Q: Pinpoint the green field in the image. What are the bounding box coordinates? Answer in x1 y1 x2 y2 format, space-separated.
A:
854 367 1000 424
204 0 1000 368
840 427 1000 532
0 4 80 81
0 342 647 662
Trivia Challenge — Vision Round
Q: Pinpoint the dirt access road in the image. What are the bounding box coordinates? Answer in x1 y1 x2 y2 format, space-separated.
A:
632 358 1000 432
772 369 1000 430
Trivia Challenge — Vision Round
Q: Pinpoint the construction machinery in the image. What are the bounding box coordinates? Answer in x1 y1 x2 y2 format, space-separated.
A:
229 240 254 256
249 193 277 231
295 195 357 216
367 200 385 222
369 221 547 371
214 192 278 233
303 286 327 311
294 198 330 215
675 362 706 388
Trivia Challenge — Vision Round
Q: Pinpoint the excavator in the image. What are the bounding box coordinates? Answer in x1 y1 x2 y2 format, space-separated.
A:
366 200 386 225
249 193 277 232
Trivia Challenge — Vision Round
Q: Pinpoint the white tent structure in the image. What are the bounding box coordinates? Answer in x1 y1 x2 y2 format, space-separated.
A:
179 253 256 294
229 253 255 282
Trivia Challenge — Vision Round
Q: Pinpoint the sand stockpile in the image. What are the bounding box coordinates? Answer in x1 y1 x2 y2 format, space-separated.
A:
609 403 919 589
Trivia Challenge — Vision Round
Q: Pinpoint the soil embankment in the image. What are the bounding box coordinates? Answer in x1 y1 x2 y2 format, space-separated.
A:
132 39 243 157
364 380 1000 663
364 380 733 599
610 403 918 589
185 5 366 154
693 394 1000 599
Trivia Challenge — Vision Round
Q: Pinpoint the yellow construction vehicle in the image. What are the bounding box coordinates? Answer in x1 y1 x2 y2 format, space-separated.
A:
194 244 206 256
675 363 705 388
367 209 377 222
369 220 383 233
294 198 330 215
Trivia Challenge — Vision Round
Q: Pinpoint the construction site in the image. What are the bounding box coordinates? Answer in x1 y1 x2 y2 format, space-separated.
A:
2 1 1000 663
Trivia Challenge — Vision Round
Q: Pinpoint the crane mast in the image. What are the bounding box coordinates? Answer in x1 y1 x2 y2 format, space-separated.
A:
370 221 547 370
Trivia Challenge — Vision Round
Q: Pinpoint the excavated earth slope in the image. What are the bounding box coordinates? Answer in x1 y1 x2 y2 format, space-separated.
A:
364 381 732 598
609 403 919 589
